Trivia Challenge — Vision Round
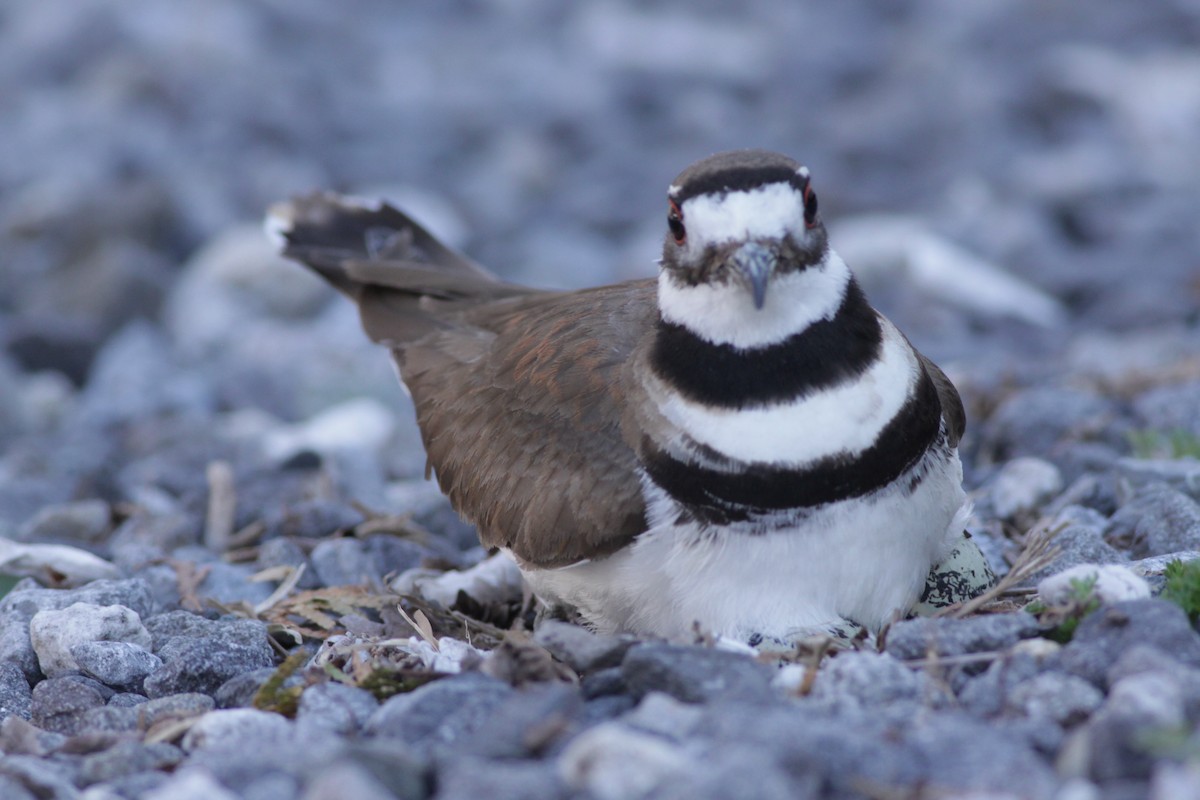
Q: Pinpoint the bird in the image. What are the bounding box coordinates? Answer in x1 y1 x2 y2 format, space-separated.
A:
268 149 972 646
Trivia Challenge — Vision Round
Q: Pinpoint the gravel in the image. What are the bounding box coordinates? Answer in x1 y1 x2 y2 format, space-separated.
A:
3 2 1200 799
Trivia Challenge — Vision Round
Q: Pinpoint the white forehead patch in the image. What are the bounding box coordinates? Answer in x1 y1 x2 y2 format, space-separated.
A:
681 182 805 248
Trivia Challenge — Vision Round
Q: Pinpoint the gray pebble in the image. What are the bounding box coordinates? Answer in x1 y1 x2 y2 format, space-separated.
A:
213 666 278 709
457 683 582 759
0 578 156 681
71 640 163 691
533 620 636 673
263 499 365 540
365 672 513 754
144 629 276 699
1027 505 1126 584
76 704 140 734
435 756 568 800
885 612 1040 661
1061 600 1200 687
301 761 404 800
295 681 379 736
30 675 107 735
108 692 149 707
29 602 152 678
980 387 1117 462
78 740 183 786
959 654 1049 718
15 499 111 548
309 535 428 588
181 708 295 753
0 662 32 720
137 693 216 728
809 650 951 709
1007 671 1104 727
621 643 774 705
1087 672 1186 782
1106 482 1200 557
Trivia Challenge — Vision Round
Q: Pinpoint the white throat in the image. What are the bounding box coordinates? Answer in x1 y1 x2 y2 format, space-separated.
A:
657 249 851 349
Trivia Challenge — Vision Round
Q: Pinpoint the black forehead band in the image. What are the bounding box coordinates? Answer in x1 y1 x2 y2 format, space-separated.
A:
670 166 809 205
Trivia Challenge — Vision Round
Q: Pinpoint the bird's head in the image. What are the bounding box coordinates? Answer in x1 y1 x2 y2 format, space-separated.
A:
659 149 827 311
657 150 845 349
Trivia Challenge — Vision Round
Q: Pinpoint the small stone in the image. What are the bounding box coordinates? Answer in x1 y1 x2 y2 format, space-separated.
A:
1106 482 1200 557
980 387 1116 462
1061 600 1200 687
295 682 379 736
1026 505 1126 584
30 675 106 735
559 722 690 800
365 672 513 754
958 654 1047 718
580 667 626 699
138 693 216 728
213 667 277 709
181 708 295 753
15 499 112 547
808 651 950 708
310 535 427 588
457 683 581 759
29 603 153 679
435 757 567 800
0 662 32 720
0 578 157 681
78 740 183 786
987 457 1064 520
884 613 1040 661
533 620 636 673
255 537 319 590
264 499 365 540
144 633 276 699
71 640 163 690
1038 564 1151 606
76 704 140 734
622 692 704 741
1006 672 1104 727
1088 672 1186 782
620 643 774 704
108 692 149 707
0 715 67 757
301 762 400 800
143 614 276 698
143 768 241 800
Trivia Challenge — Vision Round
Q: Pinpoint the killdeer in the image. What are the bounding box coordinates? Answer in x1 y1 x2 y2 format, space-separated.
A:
269 149 972 644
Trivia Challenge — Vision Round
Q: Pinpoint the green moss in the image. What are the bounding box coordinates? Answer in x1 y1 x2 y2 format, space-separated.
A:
1030 574 1101 644
252 649 309 717
1163 559 1200 623
1127 429 1200 460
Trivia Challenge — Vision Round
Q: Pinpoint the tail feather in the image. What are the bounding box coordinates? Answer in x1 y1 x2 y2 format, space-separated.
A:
267 192 521 345
266 192 496 294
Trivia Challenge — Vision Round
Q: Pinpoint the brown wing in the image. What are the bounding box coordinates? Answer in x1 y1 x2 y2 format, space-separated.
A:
917 352 965 447
275 193 655 568
359 281 657 568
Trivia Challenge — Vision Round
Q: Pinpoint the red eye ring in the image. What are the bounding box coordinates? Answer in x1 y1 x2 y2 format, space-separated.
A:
803 185 819 229
667 199 686 244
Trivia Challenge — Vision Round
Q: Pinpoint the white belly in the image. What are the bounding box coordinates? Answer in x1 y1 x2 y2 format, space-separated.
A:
521 448 968 641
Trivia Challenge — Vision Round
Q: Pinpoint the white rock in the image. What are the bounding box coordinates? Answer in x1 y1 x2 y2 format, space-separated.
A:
1037 564 1151 606
262 397 395 462
559 722 691 800
143 768 240 800
832 215 1066 327
29 602 152 678
989 457 1065 520
166 224 331 353
391 552 523 608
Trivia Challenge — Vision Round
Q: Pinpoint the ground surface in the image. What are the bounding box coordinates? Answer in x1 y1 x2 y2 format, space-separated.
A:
2 2 1200 799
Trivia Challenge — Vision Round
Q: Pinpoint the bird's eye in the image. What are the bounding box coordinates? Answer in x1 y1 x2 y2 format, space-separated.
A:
803 186 819 228
668 200 686 245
